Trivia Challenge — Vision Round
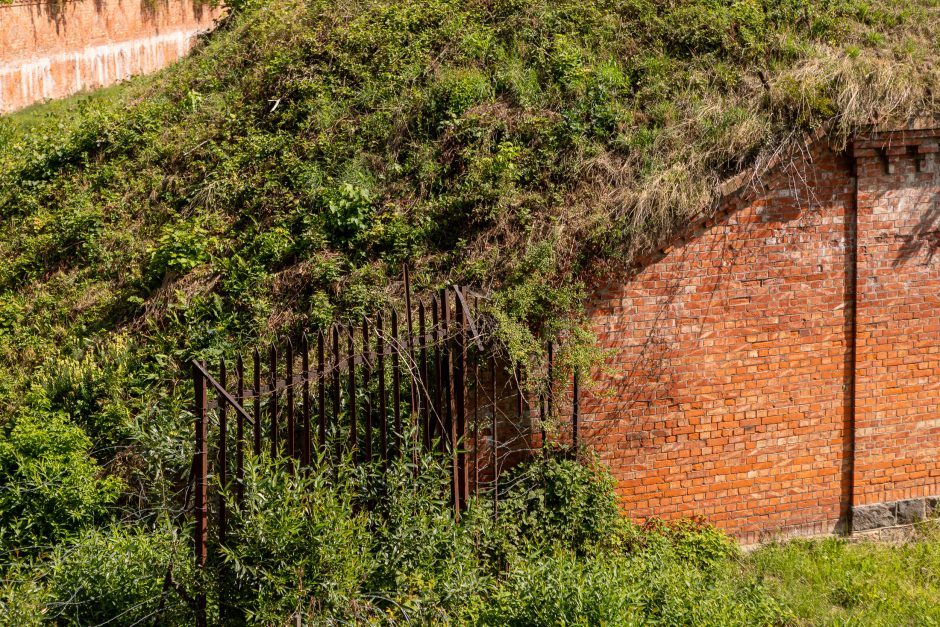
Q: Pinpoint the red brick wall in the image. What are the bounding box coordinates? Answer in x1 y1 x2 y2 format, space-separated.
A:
580 129 940 543
0 0 222 112
853 131 940 508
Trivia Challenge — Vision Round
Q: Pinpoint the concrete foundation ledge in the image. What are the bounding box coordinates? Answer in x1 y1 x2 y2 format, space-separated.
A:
852 496 940 532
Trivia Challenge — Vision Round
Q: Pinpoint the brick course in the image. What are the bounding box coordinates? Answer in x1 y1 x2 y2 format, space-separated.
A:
580 129 940 542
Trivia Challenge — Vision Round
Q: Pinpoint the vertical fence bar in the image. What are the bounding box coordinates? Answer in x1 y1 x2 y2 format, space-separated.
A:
377 313 388 463
332 327 341 462
301 334 311 468
253 349 261 456
347 328 357 456
236 355 245 503
317 332 326 453
547 341 554 424
269 344 278 459
441 289 452 461
362 319 373 463
286 339 295 468
572 368 580 457
419 301 430 451
516 363 524 428
453 287 467 512
490 348 498 522
473 296 480 496
218 359 228 550
404 265 416 415
539 351 546 450
473 340 479 497
431 296 442 450
391 309 402 455
192 362 208 627
217 359 228 623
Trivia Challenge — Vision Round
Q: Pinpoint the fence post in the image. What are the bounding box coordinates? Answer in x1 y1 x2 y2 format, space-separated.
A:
286 339 295 468
431 296 442 449
391 310 402 455
453 287 467 512
441 290 453 465
490 348 498 522
362 318 373 463
418 301 429 451
192 362 208 627
252 349 261 456
547 341 554 423
332 327 341 462
301 334 311 467
377 313 388 464
347 328 357 456
404 265 417 415
269 344 278 459
236 355 245 503
317 332 326 454
217 359 228 551
572 368 580 458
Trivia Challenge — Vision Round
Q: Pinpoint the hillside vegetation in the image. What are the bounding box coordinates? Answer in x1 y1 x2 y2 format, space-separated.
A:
0 0 939 622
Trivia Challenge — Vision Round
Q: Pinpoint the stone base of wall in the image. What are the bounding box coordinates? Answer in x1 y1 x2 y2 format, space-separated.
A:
852 496 940 532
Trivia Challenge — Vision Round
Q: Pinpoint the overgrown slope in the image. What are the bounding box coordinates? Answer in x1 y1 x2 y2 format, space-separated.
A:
0 0 937 590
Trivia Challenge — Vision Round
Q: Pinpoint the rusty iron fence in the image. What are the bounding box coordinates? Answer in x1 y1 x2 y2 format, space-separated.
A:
188 269 581 625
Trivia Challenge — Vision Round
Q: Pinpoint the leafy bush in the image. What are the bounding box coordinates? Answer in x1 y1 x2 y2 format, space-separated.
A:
219 455 371 623
639 516 738 570
364 455 489 621
320 183 375 248
483 535 782 626
0 411 123 555
146 219 216 283
0 568 48 626
47 523 193 626
482 550 643 626
37 336 135 450
499 453 621 551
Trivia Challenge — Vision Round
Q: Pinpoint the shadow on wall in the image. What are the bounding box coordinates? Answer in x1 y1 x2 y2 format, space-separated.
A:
894 191 940 267
581 144 857 534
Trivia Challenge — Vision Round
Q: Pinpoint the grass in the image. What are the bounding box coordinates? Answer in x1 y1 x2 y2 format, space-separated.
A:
2 82 135 133
748 520 940 625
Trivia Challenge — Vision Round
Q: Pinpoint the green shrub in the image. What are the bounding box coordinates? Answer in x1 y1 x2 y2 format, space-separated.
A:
146 219 216 283
482 550 643 626
219 455 371 623
365 455 489 621
639 517 738 570
0 412 123 555
320 183 376 248
37 336 135 449
0 568 48 626
499 454 621 551
484 538 782 626
47 524 193 626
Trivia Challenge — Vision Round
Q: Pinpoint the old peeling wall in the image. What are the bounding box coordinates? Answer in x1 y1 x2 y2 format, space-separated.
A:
0 0 223 112
581 129 940 544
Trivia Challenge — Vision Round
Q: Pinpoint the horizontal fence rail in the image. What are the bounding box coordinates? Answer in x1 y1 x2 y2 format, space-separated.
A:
188 269 582 625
